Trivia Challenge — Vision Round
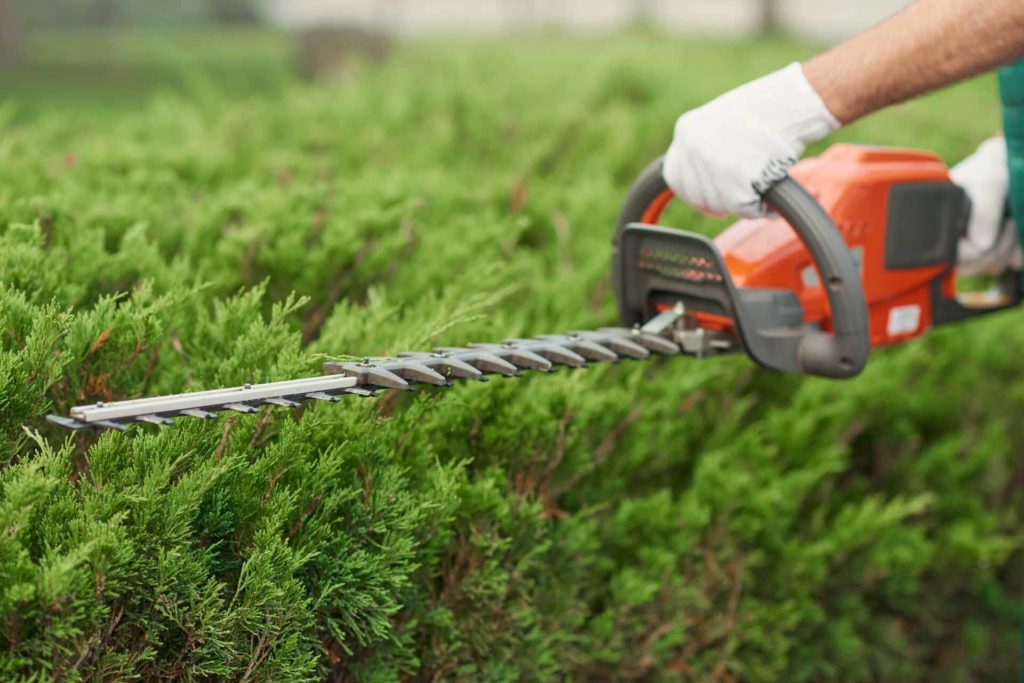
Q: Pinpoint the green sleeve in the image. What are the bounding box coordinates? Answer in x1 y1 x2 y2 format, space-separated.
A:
999 60 1024 250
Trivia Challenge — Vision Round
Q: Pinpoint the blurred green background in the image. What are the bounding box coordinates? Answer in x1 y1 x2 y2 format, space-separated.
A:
0 1 291 122
0 0 913 123
0 29 296 121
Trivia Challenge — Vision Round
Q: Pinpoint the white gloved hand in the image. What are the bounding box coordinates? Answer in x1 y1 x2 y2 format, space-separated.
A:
950 136 1022 277
663 62 840 218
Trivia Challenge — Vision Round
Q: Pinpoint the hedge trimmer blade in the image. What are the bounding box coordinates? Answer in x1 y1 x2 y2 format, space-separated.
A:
47 326 689 432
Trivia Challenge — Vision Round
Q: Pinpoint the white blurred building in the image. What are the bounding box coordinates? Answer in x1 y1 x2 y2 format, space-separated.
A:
264 0 912 41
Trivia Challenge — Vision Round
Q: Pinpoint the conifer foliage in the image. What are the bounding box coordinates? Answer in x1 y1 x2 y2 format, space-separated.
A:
1 36 1022 681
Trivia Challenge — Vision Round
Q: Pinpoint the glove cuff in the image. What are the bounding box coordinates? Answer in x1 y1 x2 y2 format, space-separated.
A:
767 62 842 147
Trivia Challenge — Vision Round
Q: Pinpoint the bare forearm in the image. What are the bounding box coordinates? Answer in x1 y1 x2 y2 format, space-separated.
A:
804 0 1024 124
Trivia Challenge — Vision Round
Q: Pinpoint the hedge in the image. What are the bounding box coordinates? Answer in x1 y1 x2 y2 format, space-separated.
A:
1 32 1022 681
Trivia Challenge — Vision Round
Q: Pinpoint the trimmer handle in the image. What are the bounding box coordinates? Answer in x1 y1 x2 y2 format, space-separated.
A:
613 157 870 379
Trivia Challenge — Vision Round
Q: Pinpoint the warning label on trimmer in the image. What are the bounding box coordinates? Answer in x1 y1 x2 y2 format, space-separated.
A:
886 304 921 336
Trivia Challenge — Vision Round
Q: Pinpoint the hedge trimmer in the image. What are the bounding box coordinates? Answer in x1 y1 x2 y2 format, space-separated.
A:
48 144 1020 431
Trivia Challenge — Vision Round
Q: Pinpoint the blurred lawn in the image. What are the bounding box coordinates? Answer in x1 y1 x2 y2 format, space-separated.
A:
0 28 296 122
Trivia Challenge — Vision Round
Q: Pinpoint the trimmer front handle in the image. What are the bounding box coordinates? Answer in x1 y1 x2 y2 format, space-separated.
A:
613 157 870 379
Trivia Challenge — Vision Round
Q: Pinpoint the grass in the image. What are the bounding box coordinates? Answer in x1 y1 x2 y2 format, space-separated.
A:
0 27 1020 681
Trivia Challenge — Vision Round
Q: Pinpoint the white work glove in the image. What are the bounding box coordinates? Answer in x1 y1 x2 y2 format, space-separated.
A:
950 136 1022 277
663 62 840 218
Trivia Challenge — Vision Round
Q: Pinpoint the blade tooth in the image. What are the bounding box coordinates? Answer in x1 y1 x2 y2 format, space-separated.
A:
95 420 130 432
572 331 649 360
537 335 618 363
342 387 378 398
305 391 341 402
262 397 301 408
436 348 524 378
598 327 681 355
223 403 260 414
322 362 410 391
602 337 650 360
389 361 448 386
637 333 681 355
180 408 219 419
136 414 174 426
454 351 519 377
402 350 484 379
470 343 551 372
571 340 619 363
514 340 587 368
361 366 412 390
46 415 93 430
421 356 484 381
320 361 347 375
511 350 553 371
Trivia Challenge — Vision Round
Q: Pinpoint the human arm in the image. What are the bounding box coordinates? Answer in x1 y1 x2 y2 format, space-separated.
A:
806 0 1024 123
664 0 1024 217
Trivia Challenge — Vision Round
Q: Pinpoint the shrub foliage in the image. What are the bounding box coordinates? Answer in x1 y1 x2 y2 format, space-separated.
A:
0 34 1022 681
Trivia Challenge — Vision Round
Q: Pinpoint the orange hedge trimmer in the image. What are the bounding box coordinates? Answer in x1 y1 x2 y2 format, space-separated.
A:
48 144 1019 431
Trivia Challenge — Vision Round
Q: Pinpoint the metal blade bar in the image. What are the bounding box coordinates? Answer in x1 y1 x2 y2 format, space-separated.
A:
48 323 708 432
68 374 360 423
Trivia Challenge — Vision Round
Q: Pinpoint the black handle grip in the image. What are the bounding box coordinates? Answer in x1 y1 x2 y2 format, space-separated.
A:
613 157 869 378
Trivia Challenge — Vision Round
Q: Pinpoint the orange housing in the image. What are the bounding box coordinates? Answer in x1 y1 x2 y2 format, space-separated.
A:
719 145 955 346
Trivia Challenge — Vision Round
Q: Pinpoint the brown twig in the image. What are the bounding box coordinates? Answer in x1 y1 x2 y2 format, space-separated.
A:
214 418 237 460
248 411 275 450
301 238 378 344
286 495 322 542
552 409 640 497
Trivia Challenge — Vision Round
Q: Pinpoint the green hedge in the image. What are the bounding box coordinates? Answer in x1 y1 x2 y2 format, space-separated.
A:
1 33 1022 681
